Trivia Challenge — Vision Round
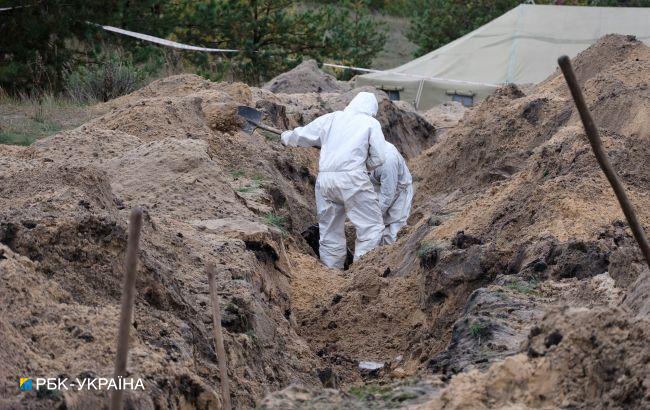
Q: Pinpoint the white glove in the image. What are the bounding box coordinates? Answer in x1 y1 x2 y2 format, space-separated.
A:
281 130 295 146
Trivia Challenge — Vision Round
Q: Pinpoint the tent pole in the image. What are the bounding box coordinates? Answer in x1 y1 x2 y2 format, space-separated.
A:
415 80 425 110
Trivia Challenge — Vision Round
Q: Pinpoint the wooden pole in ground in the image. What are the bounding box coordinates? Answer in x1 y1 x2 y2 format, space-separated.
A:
206 263 232 410
558 56 650 270
110 208 143 410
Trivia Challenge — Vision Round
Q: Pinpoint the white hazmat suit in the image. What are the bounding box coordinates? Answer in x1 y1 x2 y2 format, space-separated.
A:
369 142 413 245
281 92 386 269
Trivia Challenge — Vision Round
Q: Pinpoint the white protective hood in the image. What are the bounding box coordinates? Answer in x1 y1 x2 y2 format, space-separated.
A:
344 91 379 117
281 91 386 172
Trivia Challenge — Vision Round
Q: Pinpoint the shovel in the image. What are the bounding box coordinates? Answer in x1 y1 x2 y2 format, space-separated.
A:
237 106 283 135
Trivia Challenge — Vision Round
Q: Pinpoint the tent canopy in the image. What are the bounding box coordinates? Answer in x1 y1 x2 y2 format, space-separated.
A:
356 4 650 110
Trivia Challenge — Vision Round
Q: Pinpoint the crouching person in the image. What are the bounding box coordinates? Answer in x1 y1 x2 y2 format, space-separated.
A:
370 142 413 245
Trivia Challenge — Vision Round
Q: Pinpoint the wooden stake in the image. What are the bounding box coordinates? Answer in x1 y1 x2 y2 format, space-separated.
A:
558 56 650 270
110 208 143 410
207 263 232 410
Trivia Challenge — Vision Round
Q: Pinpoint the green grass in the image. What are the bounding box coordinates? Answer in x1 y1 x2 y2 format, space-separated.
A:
264 212 287 235
252 174 266 184
392 391 420 402
417 242 436 258
503 280 539 296
235 175 267 193
235 185 256 193
0 120 62 146
417 239 449 258
470 322 486 338
261 130 280 141
244 330 262 350
0 90 97 146
236 182 260 193
348 384 392 401
348 383 420 405
0 130 35 146
230 169 245 179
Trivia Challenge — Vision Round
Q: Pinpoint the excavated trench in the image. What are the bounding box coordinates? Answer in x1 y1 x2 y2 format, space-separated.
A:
2 36 650 409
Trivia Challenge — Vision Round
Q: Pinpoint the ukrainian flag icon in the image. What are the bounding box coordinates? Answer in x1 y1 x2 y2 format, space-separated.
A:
19 378 32 391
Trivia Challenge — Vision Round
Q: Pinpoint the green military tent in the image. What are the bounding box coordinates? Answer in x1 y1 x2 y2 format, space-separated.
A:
356 4 650 110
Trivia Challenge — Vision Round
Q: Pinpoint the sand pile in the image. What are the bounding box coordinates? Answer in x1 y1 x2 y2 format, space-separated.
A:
268 34 649 407
422 101 468 131
263 60 352 94
419 304 650 409
1 34 648 409
0 70 434 408
0 77 324 408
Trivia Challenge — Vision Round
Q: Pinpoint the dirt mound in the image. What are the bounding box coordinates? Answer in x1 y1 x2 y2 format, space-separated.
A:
2 34 649 409
279 34 649 406
0 62 439 407
263 60 352 94
411 34 649 253
420 306 650 409
262 300 650 409
422 101 468 131
0 76 324 408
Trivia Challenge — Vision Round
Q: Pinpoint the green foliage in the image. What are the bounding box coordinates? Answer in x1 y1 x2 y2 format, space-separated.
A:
262 130 281 141
0 92 91 145
252 174 266 184
176 0 387 84
503 279 539 295
417 239 447 258
235 184 258 193
407 0 650 57
64 49 147 102
301 2 388 73
235 176 263 193
0 1 178 94
406 0 522 57
263 212 287 233
319 0 414 16
348 383 392 401
230 169 245 179
0 0 114 93
470 322 487 339
417 241 437 258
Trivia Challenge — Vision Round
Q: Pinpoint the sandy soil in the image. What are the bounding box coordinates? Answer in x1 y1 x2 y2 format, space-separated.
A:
1 35 648 409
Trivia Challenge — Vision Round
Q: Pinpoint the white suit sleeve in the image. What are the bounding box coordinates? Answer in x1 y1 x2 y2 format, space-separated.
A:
378 154 399 214
366 120 386 170
281 113 335 148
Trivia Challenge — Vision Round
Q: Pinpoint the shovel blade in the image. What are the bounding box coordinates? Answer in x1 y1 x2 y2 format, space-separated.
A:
237 106 264 135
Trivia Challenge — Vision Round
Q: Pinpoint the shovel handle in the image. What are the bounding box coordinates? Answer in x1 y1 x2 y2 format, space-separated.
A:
254 122 282 135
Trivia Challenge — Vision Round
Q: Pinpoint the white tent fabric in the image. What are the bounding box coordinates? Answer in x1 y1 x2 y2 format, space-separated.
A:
356 4 650 110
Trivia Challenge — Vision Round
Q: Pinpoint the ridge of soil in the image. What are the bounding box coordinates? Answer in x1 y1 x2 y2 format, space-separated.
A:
1 34 648 409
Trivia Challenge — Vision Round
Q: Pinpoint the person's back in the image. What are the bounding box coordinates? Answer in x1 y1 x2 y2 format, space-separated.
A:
282 92 385 172
281 92 387 269
371 142 412 191
370 142 413 245
318 94 384 172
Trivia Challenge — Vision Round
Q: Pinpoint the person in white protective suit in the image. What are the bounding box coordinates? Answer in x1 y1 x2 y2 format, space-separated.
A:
280 92 386 269
369 142 413 245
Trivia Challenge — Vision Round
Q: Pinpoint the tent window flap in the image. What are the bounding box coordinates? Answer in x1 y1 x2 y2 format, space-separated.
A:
446 90 475 107
378 85 403 101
